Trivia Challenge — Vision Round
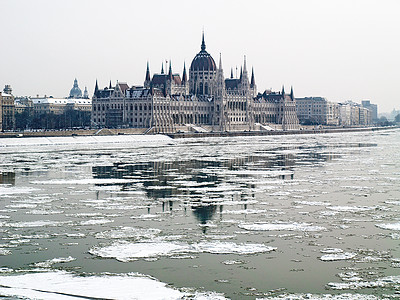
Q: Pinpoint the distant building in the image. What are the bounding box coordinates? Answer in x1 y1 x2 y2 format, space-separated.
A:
295 97 339 125
31 96 91 115
92 34 299 132
361 100 378 122
339 101 371 126
69 79 89 99
1 85 15 131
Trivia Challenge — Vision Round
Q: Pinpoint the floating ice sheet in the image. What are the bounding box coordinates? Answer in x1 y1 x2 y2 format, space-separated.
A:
319 252 356 261
0 270 197 299
260 294 381 299
0 186 38 195
31 178 135 185
95 227 161 239
239 222 326 232
375 222 400 231
89 241 276 262
327 275 400 290
34 256 76 268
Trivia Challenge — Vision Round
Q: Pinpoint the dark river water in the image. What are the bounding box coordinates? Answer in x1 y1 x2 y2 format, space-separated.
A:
0 129 399 299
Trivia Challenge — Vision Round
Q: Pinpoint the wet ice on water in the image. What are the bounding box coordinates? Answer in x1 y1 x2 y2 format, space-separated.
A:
0 130 399 299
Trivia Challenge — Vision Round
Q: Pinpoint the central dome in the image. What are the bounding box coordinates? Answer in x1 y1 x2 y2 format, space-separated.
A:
190 34 216 72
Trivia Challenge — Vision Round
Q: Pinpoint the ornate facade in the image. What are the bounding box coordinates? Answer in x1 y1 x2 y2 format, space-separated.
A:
92 34 299 132
0 85 15 131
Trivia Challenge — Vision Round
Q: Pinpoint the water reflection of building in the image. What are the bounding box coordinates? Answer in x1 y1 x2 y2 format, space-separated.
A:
192 205 218 233
0 172 15 185
91 151 301 200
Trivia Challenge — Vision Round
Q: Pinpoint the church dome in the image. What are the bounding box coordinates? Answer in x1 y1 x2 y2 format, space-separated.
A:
69 78 82 98
190 34 216 72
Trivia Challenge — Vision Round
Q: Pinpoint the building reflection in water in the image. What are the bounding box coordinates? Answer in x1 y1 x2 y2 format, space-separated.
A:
91 146 337 227
0 172 15 185
192 205 218 233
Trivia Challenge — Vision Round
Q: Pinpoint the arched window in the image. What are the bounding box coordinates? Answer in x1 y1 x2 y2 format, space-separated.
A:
205 83 208 95
199 83 203 95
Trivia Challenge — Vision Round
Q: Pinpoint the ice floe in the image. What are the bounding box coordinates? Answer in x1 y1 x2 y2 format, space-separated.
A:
327 206 378 212
95 227 161 239
260 294 381 299
31 178 134 185
294 201 331 206
222 209 267 215
89 241 276 262
0 186 38 195
327 275 400 290
375 222 400 231
6 220 67 227
0 249 11 256
79 219 114 226
239 222 326 232
33 256 76 268
0 270 206 300
319 252 356 261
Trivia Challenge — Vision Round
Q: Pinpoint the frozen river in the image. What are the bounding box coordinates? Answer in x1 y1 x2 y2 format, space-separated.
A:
0 130 399 299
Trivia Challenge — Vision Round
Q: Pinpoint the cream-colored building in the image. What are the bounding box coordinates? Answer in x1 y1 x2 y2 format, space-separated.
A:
295 97 339 125
339 101 372 126
31 97 92 115
1 85 15 131
92 35 300 133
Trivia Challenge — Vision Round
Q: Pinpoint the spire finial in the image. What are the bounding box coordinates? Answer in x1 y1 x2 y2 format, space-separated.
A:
168 60 173 79
290 86 294 100
243 55 247 72
201 30 206 51
230 68 234 79
145 61 151 82
182 61 187 83
282 85 285 96
161 62 164 74
94 79 99 96
218 53 222 70
250 67 255 86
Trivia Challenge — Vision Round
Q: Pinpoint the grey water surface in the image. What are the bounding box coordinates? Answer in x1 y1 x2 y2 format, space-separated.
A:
0 130 399 299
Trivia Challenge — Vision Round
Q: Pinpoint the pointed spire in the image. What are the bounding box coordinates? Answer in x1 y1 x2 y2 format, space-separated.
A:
230 68 234 79
218 53 223 70
201 30 206 51
290 86 294 100
161 62 164 74
94 80 99 97
182 62 187 83
145 61 151 82
250 67 255 87
243 55 247 73
281 85 285 96
109 80 112 89
168 60 172 80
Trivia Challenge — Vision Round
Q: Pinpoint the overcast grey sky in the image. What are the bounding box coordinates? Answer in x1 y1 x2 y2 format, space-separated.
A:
1 0 399 112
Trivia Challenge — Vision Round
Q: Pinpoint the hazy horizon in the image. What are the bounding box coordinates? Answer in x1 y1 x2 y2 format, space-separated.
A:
1 0 399 113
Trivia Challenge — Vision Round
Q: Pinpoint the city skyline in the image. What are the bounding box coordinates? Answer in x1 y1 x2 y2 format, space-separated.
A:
1 0 399 113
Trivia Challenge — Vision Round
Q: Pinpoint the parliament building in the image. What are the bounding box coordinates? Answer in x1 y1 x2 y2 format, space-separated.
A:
91 34 299 133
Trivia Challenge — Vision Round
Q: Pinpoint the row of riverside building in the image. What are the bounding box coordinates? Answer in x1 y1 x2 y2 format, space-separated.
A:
1 34 378 132
296 97 377 126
